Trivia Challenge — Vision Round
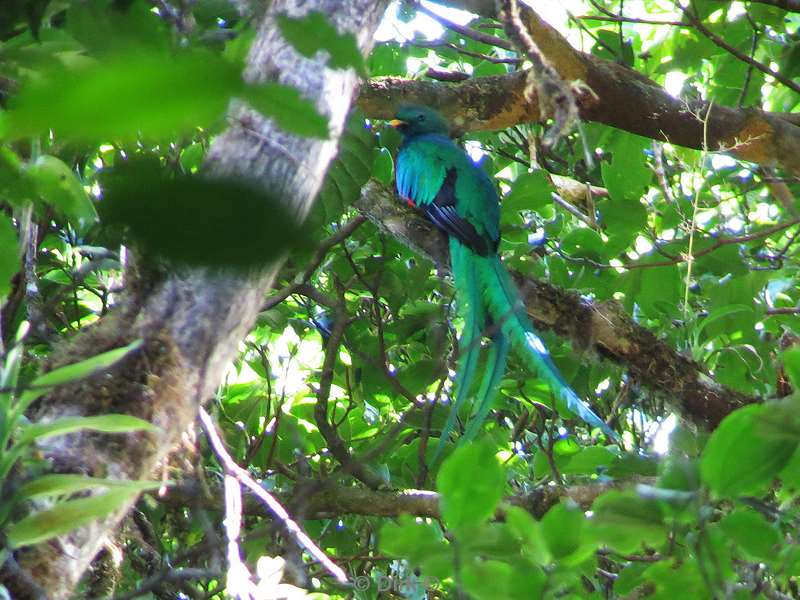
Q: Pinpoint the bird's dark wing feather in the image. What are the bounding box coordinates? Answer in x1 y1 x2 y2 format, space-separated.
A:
425 168 491 256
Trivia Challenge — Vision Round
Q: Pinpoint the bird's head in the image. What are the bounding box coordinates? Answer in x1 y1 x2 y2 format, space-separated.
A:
389 105 450 136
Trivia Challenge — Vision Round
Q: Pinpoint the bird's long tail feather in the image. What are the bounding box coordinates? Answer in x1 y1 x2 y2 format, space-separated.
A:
433 240 487 463
476 255 620 442
462 329 510 444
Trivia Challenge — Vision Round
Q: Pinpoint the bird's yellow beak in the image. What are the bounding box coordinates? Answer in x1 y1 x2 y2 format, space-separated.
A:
388 119 406 128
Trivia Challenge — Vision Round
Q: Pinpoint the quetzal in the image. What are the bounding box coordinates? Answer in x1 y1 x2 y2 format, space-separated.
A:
389 105 619 460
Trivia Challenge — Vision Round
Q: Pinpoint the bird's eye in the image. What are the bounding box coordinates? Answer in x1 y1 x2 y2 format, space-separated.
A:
417 114 425 121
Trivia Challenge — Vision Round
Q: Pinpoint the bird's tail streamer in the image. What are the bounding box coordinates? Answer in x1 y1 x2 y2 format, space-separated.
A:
476 255 620 442
432 240 487 463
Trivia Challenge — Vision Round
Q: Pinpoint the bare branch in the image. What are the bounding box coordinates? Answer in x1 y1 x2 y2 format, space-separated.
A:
200 407 348 582
160 477 633 521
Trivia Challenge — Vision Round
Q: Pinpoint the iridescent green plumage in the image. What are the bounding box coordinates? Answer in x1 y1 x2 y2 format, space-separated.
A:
391 105 619 460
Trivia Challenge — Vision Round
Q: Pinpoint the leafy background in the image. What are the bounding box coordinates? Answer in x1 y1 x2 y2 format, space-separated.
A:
0 0 799 598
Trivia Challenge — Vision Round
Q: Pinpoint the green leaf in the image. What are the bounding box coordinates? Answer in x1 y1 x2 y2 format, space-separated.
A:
276 11 366 76
66 0 170 57
18 413 157 445
461 521 521 559
15 474 162 501
592 29 635 66
461 558 512 600
372 147 393 185
642 559 708 599
504 506 550 565
5 48 241 142
502 170 554 214
709 48 764 106
318 111 375 219
624 258 682 316
397 359 438 396
751 395 800 441
657 456 701 496
379 514 448 567
541 501 583 560
601 132 651 202
553 436 580 457
368 42 409 76
719 508 779 561
241 83 329 139
25 155 97 231
437 441 505 532
597 196 648 250
779 446 800 489
507 560 546 599
0 147 34 208
560 228 606 260
615 562 651 596
179 142 205 174
696 304 753 339
781 348 800 391
7 488 139 548
0 214 18 298
587 490 666 553
192 0 241 27
608 451 659 478
701 404 797 497
560 446 617 475
695 242 747 277
99 159 305 268
17 340 143 414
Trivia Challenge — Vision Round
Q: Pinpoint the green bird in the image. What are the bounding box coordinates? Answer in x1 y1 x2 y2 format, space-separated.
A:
390 105 619 460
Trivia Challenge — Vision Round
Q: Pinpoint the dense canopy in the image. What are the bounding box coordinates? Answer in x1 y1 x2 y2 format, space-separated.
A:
0 0 799 598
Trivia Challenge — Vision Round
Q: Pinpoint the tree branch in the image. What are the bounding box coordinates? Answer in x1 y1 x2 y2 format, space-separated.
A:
160 477 630 521
353 180 756 430
359 4 800 177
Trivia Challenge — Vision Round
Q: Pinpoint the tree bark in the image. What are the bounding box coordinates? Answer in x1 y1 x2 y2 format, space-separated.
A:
2 1 388 597
162 477 638 522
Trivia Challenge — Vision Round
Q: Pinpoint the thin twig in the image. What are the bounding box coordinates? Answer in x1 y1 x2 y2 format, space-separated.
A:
107 568 222 600
312 286 385 489
652 141 675 203
425 68 471 82
683 101 713 318
263 216 367 311
576 14 688 26
551 192 598 229
198 407 348 583
736 14 761 107
766 306 800 315
759 167 798 217
415 3 514 51
558 217 800 271
679 0 800 94
410 39 520 64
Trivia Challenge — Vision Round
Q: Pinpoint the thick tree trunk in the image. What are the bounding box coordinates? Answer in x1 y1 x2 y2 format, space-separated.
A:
2 1 388 597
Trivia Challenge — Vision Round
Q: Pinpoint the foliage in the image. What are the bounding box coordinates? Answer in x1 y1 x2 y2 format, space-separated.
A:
0 0 799 598
0 328 155 552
